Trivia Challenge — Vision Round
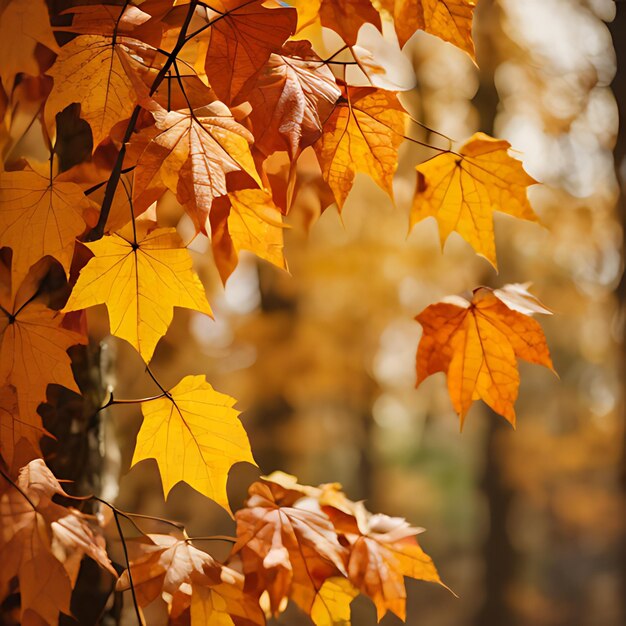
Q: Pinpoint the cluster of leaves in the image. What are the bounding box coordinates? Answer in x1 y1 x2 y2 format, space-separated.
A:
117 471 443 625
0 0 556 623
0 461 441 624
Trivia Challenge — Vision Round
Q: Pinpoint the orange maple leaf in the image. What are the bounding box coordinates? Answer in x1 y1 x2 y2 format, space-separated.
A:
318 0 382 45
0 385 44 470
314 86 407 210
380 0 477 55
0 289 85 461
233 477 348 615
117 533 264 625
210 187 288 284
0 459 114 625
415 284 555 427
410 132 539 268
131 102 261 231
323 500 443 621
0 0 59 90
247 40 341 158
203 0 297 106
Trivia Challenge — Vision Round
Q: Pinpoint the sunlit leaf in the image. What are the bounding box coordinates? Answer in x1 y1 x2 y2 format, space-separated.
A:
46 35 141 148
210 188 287 284
380 0 477 55
415 285 555 426
410 132 539 267
62 221 211 362
132 375 256 514
314 86 407 210
0 167 88 284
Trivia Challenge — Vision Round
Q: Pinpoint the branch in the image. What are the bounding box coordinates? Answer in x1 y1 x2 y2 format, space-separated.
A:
87 0 200 241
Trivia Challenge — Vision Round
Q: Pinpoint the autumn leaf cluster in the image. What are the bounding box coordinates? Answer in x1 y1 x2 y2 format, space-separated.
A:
0 0 556 624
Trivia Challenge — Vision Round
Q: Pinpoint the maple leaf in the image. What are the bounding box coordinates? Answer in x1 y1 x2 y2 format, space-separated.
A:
310 577 358 626
0 459 114 625
0 292 85 457
247 41 341 158
379 0 477 55
314 86 407 210
410 132 539 268
233 478 348 615
0 0 59 90
318 0 382 45
0 386 43 470
56 3 152 37
117 533 264 625
203 0 297 106
0 167 89 285
415 285 555 426
132 103 261 232
45 35 141 148
322 500 443 621
210 188 287 284
62 221 212 363
132 375 256 514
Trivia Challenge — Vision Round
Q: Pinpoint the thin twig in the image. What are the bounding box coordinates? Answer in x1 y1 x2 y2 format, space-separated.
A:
111 508 144 626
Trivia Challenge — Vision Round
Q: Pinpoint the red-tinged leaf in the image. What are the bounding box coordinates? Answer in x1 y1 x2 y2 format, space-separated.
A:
204 0 297 106
319 0 382 45
131 102 261 231
232 478 348 615
117 533 264 625
248 41 341 158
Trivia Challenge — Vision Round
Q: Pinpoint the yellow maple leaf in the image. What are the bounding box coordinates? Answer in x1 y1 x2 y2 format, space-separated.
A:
45 35 140 148
63 221 211 362
0 167 89 285
310 577 358 626
314 86 407 210
415 285 555 427
410 132 539 268
131 375 256 514
379 0 476 55
210 188 287 284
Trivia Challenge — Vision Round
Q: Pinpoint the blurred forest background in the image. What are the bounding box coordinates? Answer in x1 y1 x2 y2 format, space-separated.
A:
44 1 624 625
